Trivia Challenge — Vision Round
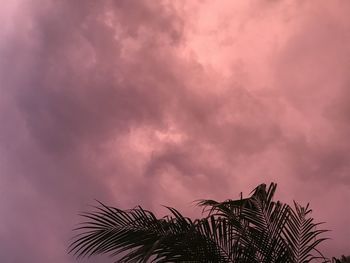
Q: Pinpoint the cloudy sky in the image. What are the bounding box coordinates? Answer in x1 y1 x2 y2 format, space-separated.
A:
1 0 350 262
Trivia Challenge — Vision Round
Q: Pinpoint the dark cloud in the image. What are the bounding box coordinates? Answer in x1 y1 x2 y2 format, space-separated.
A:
0 0 184 262
1 0 350 261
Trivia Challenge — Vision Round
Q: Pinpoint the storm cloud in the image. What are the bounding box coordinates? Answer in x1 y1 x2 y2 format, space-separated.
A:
1 0 350 261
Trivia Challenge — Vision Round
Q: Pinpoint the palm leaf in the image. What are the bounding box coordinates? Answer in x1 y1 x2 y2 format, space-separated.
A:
282 202 329 263
197 183 329 263
69 202 230 262
69 183 330 263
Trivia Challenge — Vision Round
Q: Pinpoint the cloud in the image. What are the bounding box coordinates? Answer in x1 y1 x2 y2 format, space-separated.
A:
1 0 350 261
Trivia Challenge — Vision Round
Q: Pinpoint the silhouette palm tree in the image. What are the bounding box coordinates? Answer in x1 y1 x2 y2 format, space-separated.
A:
69 183 330 262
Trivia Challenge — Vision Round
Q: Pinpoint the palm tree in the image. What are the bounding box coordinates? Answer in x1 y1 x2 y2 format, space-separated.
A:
69 183 330 262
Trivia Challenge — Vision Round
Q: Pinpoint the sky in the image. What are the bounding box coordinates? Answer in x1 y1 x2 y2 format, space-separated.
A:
1 0 350 262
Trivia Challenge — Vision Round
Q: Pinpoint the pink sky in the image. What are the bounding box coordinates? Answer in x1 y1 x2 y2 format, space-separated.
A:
1 0 349 262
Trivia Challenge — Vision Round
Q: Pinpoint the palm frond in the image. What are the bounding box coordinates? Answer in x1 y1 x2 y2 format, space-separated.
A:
69 202 231 262
282 202 329 263
69 183 330 263
197 183 329 263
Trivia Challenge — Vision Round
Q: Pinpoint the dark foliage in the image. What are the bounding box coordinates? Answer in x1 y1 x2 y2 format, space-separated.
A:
69 183 330 262
333 255 350 263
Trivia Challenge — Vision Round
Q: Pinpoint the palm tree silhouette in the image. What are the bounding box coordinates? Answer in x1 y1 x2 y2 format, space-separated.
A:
69 183 330 262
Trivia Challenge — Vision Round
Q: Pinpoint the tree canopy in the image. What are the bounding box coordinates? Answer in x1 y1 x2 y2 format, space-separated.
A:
69 183 335 262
